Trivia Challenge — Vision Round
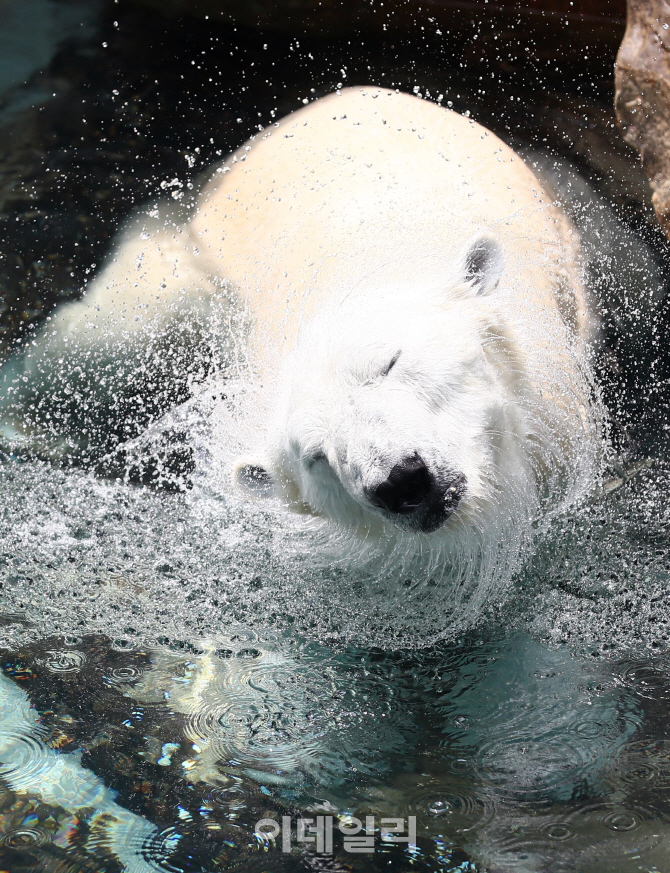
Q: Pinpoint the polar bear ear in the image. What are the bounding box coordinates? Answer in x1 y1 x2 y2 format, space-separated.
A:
459 234 504 296
233 458 275 498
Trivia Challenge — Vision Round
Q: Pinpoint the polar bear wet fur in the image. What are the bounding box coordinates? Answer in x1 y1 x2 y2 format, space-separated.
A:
0 87 603 588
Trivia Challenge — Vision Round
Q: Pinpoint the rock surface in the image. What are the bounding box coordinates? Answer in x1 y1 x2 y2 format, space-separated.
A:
615 0 670 239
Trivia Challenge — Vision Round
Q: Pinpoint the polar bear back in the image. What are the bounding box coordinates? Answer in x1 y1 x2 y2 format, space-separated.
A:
0 87 592 463
192 87 588 375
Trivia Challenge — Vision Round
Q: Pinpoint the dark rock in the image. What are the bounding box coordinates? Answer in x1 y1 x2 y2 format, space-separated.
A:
616 0 670 239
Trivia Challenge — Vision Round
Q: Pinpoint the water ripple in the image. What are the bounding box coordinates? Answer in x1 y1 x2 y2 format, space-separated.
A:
475 734 597 801
0 730 57 787
538 820 573 841
485 804 666 870
476 800 666 871
111 638 138 652
401 776 494 833
39 650 87 674
617 658 670 700
2 825 52 848
608 738 670 789
478 816 574 870
180 654 340 776
563 801 665 861
141 824 274 873
129 642 412 785
104 664 146 686
141 826 185 873
206 780 251 812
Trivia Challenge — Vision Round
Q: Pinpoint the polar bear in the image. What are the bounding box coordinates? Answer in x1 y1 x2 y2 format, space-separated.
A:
0 87 603 585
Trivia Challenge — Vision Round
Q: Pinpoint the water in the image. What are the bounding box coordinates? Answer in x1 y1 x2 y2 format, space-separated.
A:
2 3 670 871
1 447 670 871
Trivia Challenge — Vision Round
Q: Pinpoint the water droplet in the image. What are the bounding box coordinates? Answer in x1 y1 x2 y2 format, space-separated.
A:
39 650 86 674
428 799 450 815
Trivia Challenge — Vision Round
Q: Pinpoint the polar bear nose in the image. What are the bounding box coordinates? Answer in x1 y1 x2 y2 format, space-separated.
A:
365 455 465 532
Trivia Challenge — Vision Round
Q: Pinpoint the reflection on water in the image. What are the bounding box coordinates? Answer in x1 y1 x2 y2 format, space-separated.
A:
2 449 670 871
0 626 667 872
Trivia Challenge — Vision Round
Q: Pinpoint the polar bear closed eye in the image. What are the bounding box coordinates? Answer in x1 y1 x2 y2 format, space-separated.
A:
0 87 603 585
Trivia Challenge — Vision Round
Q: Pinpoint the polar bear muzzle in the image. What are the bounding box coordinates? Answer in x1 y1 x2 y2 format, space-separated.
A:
364 454 466 533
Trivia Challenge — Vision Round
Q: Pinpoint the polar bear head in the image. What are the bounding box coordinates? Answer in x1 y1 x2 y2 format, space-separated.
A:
234 234 558 542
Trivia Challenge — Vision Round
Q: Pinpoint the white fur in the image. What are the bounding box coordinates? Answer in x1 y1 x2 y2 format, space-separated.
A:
0 87 604 612
240 238 601 613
